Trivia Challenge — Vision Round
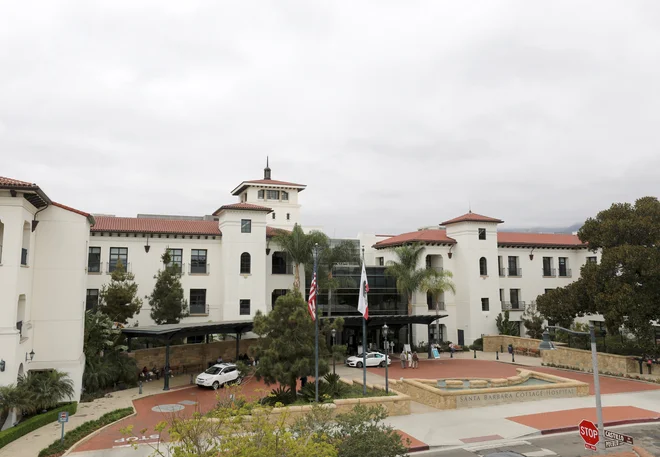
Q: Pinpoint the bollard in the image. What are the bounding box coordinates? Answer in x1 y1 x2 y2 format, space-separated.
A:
450 350 453 359
139 381 143 395
190 374 194 385
500 345 503 353
512 352 515 363
496 351 499 360
473 349 477 359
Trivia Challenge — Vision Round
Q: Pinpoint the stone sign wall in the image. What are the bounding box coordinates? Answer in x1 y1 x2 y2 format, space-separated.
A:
541 345 637 375
483 335 542 353
455 387 577 408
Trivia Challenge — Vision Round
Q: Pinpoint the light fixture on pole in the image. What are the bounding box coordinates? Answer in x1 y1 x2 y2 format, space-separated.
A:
26 350 35 362
539 324 603 451
0 359 5 372
382 323 389 394
331 328 337 375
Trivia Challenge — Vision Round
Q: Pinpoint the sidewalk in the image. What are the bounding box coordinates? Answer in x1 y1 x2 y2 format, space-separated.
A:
0 376 191 457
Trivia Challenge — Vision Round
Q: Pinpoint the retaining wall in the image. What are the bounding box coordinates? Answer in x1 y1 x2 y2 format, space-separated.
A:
127 340 258 370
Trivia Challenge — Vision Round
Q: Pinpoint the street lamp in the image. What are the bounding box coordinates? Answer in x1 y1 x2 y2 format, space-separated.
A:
540 324 603 451
331 328 337 375
382 323 389 394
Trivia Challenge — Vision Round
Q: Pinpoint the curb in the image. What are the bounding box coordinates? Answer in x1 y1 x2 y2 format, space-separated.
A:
62 408 137 456
537 417 660 436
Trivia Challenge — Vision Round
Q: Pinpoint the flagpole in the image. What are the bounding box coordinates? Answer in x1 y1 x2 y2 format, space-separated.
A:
362 247 367 396
314 243 320 403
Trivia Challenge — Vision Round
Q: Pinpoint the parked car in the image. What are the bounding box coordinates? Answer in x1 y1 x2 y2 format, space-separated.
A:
345 352 391 368
196 363 243 389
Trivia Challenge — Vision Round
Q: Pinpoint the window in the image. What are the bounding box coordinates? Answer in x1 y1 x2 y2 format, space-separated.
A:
240 299 251 315
272 252 292 274
242 193 247 202
258 190 264 199
167 248 183 270
286 213 290 220
241 219 251 233
86 289 99 311
376 256 384 266
272 212 276 220
109 247 128 272
499 288 504 302
21 222 30 266
282 191 289 201
478 228 486 240
190 249 208 274
272 289 288 307
510 289 520 309
587 256 597 264
542 257 554 277
544 288 553 294
479 257 488 276
427 292 435 310
558 257 569 277
266 190 279 200
190 289 207 315
481 298 490 312
498 256 505 276
240 252 251 274
508 256 520 276
88 247 101 272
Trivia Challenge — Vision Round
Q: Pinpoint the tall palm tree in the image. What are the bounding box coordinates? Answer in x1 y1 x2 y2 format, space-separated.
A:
385 243 436 344
272 224 328 292
0 384 30 428
320 240 359 317
421 270 456 344
19 370 74 412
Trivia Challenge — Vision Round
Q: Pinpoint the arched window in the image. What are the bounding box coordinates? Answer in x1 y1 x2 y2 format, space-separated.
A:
240 252 251 274
479 257 488 276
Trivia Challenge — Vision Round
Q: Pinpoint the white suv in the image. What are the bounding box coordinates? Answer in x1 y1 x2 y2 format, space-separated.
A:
196 363 242 389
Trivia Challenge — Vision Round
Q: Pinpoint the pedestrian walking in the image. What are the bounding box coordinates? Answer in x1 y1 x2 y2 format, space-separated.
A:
412 351 419 369
400 350 406 369
407 351 413 368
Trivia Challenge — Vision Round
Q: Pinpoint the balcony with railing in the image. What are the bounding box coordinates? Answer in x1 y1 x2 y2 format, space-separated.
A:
164 262 185 274
21 248 28 266
501 300 526 311
558 268 572 278
272 263 294 275
542 268 556 278
508 267 522 277
189 303 209 316
16 320 22 337
190 262 210 275
426 266 444 274
107 261 131 273
87 261 102 273
499 267 506 277
427 301 446 311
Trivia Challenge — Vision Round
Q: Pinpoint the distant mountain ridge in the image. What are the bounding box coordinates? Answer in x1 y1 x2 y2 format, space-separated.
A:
500 222 583 234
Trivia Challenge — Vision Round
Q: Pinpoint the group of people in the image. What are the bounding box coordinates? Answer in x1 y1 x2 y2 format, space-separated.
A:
139 366 161 381
399 350 419 369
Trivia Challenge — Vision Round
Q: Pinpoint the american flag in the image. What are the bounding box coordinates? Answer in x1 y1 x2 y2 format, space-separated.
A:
308 272 317 321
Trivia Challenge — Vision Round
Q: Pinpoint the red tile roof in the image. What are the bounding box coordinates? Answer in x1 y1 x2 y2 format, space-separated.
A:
52 202 91 218
212 202 273 216
441 211 504 225
374 229 456 249
0 176 39 188
231 179 306 195
266 226 288 237
497 232 586 248
92 217 221 235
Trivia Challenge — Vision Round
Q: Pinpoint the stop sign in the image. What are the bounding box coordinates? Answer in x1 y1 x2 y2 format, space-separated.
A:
579 420 599 446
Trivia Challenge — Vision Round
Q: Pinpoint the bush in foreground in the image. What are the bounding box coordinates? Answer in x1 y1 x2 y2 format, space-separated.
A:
0 402 77 450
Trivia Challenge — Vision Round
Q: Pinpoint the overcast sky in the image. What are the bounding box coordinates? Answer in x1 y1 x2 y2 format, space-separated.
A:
2 1 659 237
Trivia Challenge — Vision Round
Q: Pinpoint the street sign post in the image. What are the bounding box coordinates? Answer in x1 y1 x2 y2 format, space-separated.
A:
579 419 599 451
606 440 624 449
58 411 69 443
604 429 634 445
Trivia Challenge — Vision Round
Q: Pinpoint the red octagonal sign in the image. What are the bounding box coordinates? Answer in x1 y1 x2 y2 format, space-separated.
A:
579 420 599 446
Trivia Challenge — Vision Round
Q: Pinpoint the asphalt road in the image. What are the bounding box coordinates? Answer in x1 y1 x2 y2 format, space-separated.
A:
424 423 660 457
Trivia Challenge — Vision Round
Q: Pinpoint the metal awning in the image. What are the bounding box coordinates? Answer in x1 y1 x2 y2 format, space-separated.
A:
121 319 254 340
322 314 446 327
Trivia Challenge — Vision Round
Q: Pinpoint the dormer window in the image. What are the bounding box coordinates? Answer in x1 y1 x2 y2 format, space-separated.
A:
282 191 289 201
242 193 248 202
478 228 486 240
258 190 264 199
266 190 279 200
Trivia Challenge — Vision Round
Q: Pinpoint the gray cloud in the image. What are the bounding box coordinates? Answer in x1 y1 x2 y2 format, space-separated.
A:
1 1 659 237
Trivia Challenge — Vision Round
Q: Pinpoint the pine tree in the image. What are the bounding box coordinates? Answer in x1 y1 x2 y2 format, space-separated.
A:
99 259 142 324
148 250 188 325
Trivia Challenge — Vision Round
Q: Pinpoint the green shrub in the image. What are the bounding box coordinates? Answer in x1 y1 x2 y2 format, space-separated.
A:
38 407 133 457
0 402 77 449
472 338 483 351
261 386 295 406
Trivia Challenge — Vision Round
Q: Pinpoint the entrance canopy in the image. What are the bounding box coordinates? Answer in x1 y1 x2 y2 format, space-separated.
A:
322 314 446 327
121 319 254 341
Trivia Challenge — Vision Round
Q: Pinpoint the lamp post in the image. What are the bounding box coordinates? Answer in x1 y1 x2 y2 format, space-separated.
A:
382 323 389 394
331 328 337 375
540 324 603 451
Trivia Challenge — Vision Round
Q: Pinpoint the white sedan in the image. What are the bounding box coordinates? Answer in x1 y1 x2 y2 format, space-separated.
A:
345 352 391 368
196 363 243 389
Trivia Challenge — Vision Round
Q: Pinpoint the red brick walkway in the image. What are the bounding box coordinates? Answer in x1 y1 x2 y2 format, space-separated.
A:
508 406 660 431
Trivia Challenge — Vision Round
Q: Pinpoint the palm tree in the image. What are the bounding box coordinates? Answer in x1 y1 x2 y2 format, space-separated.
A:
0 384 30 428
18 370 74 412
385 243 436 344
272 224 328 292
320 240 359 317
421 270 456 344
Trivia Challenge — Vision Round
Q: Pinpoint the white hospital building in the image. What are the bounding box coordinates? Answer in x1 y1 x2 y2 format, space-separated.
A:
0 164 599 409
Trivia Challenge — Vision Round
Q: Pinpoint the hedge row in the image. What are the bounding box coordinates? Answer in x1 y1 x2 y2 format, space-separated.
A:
0 402 78 449
39 407 134 457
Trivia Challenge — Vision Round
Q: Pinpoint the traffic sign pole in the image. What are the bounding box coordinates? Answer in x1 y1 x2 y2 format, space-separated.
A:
589 324 605 451
579 419 599 451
